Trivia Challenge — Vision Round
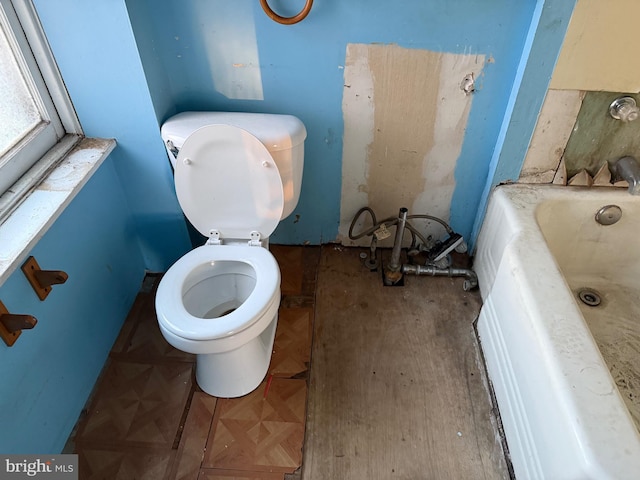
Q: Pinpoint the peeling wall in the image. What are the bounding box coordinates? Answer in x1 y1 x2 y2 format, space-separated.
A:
339 44 484 245
519 89 584 183
522 90 640 184
562 92 640 178
520 0 640 186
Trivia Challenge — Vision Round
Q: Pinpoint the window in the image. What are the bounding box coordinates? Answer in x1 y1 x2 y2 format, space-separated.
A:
0 0 81 221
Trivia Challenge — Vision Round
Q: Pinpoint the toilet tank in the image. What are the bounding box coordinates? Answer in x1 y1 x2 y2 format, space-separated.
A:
161 111 306 220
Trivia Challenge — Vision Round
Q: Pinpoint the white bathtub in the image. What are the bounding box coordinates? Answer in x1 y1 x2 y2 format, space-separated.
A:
475 184 640 479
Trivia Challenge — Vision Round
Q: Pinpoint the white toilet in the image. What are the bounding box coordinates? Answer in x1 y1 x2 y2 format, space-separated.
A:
155 111 306 398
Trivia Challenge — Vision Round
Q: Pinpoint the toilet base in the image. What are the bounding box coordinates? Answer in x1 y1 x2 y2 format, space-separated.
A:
195 313 278 398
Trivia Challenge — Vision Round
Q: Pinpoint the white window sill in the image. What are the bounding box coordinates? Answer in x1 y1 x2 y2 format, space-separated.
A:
0 137 116 286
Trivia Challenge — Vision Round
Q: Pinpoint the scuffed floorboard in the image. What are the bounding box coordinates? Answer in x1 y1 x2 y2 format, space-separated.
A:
303 246 508 479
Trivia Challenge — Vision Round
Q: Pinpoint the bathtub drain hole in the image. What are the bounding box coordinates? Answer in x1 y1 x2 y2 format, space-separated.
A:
578 288 601 307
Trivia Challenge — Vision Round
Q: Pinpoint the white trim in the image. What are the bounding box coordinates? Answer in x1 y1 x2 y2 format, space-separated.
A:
0 137 115 286
0 134 82 223
11 0 81 134
0 0 82 215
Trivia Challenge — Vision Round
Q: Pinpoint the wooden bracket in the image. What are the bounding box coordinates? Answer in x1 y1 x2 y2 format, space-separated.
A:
21 256 68 301
0 301 37 347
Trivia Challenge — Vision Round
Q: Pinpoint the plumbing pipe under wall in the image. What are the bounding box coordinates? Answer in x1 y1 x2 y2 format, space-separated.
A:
402 264 479 291
348 205 477 290
383 207 408 285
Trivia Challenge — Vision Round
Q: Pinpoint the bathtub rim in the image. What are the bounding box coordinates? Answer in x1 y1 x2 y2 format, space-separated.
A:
475 183 640 480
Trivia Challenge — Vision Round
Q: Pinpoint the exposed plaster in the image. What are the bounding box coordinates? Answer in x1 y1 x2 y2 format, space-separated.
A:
338 43 484 246
519 89 584 183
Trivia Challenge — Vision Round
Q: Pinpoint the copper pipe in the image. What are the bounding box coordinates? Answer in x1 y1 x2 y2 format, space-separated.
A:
260 0 313 25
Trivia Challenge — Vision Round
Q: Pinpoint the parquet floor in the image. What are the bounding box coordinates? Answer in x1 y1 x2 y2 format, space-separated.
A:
68 245 320 480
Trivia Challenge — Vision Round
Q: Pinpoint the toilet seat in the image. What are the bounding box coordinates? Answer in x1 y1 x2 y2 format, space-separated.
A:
156 244 280 343
175 124 285 241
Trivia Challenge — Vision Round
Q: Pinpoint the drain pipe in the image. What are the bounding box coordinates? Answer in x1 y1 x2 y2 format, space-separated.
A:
383 207 408 286
402 264 479 291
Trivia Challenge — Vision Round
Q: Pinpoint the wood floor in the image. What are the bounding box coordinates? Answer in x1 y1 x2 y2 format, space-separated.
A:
66 245 508 479
303 246 508 480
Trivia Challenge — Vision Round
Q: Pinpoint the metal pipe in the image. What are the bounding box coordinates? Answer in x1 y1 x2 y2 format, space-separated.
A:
364 236 379 270
389 208 408 270
612 156 640 195
383 207 408 285
348 207 451 248
402 264 479 291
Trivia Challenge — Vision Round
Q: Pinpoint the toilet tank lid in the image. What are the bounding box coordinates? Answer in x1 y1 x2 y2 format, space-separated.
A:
161 111 306 152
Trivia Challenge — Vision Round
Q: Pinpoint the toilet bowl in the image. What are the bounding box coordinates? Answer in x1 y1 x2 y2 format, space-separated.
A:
155 112 306 398
156 245 281 397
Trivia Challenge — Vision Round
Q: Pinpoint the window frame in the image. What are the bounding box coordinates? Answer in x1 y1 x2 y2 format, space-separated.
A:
0 0 82 222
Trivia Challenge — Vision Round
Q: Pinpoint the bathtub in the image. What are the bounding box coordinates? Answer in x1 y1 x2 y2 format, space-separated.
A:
475 184 640 479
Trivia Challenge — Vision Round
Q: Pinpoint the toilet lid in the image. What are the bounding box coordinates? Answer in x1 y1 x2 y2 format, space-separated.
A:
175 124 284 240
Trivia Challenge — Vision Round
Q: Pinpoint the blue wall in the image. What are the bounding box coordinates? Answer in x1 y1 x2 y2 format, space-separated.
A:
0 159 144 453
0 0 194 454
34 0 191 271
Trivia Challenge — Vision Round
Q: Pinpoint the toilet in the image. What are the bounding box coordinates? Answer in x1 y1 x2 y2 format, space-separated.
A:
155 111 306 398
